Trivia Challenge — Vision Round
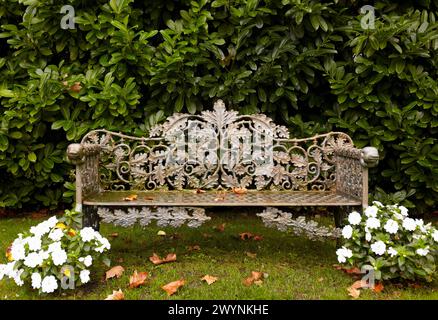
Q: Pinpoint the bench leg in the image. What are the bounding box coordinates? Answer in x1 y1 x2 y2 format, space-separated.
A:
83 205 100 231
334 206 347 229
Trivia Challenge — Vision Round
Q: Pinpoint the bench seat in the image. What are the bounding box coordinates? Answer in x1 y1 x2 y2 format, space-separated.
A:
83 190 362 207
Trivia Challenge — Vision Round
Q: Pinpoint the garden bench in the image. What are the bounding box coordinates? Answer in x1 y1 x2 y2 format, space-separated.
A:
67 100 379 231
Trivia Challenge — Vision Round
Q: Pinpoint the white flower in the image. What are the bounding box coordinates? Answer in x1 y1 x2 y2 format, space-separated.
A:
3 262 17 278
393 213 404 220
13 269 24 287
79 255 93 267
416 248 429 256
399 206 408 217
31 273 42 289
26 236 42 251
24 252 44 268
432 230 438 242
40 250 50 260
94 234 111 253
41 276 58 293
384 219 399 234
366 217 380 230
84 256 93 267
342 225 353 239
46 216 58 228
80 227 96 242
10 237 26 261
372 201 383 207
387 247 398 257
51 249 67 266
48 242 62 253
402 218 416 231
348 211 362 225
30 221 51 237
48 229 64 242
80 270 90 284
364 206 378 218
371 241 386 256
0 264 6 281
365 232 372 242
336 246 353 263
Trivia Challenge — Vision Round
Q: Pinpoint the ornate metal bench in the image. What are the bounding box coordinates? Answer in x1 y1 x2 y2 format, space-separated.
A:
67 100 379 232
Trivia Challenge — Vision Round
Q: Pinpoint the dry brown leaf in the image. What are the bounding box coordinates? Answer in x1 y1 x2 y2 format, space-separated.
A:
348 286 361 299
253 235 263 241
149 253 177 265
109 233 119 238
214 191 226 201
70 82 82 93
243 271 263 286
105 266 125 280
345 267 362 274
232 187 247 194
201 275 218 285
129 270 149 288
193 189 206 194
123 194 138 201
187 245 201 252
347 280 367 299
408 282 422 289
213 223 226 232
162 279 185 296
105 289 124 300
254 280 263 286
373 282 384 293
245 252 257 258
239 232 253 240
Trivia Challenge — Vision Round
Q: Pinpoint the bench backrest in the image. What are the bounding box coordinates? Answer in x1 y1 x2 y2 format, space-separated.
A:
81 100 354 192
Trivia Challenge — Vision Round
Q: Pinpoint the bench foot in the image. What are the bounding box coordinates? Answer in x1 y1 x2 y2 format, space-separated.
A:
83 206 100 231
96 206 211 228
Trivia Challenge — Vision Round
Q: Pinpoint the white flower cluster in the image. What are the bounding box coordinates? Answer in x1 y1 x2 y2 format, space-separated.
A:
0 215 111 294
337 202 437 263
80 227 111 253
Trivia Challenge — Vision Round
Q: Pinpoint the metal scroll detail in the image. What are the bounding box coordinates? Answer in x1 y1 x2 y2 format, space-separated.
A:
79 100 355 192
97 207 211 228
257 207 341 240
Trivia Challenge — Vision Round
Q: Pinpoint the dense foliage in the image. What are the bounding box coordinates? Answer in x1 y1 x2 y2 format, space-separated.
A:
0 0 437 212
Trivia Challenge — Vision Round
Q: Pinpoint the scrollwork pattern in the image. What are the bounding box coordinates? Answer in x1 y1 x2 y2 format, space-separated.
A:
79 100 355 193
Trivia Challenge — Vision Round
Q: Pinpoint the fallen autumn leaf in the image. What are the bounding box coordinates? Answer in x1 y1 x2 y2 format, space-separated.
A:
149 253 177 265
105 289 124 300
105 266 125 280
243 271 263 286
129 270 149 288
123 194 138 201
162 279 185 296
201 275 218 285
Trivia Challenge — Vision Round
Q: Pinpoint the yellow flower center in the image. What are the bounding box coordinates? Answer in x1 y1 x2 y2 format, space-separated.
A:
56 222 67 230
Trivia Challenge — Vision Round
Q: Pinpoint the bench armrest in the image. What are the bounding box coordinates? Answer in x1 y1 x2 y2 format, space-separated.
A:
67 143 101 211
334 146 379 209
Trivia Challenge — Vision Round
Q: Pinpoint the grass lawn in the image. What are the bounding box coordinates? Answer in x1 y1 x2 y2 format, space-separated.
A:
0 209 437 300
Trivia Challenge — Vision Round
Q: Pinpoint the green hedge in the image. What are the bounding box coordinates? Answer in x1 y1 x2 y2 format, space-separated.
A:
0 0 437 213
